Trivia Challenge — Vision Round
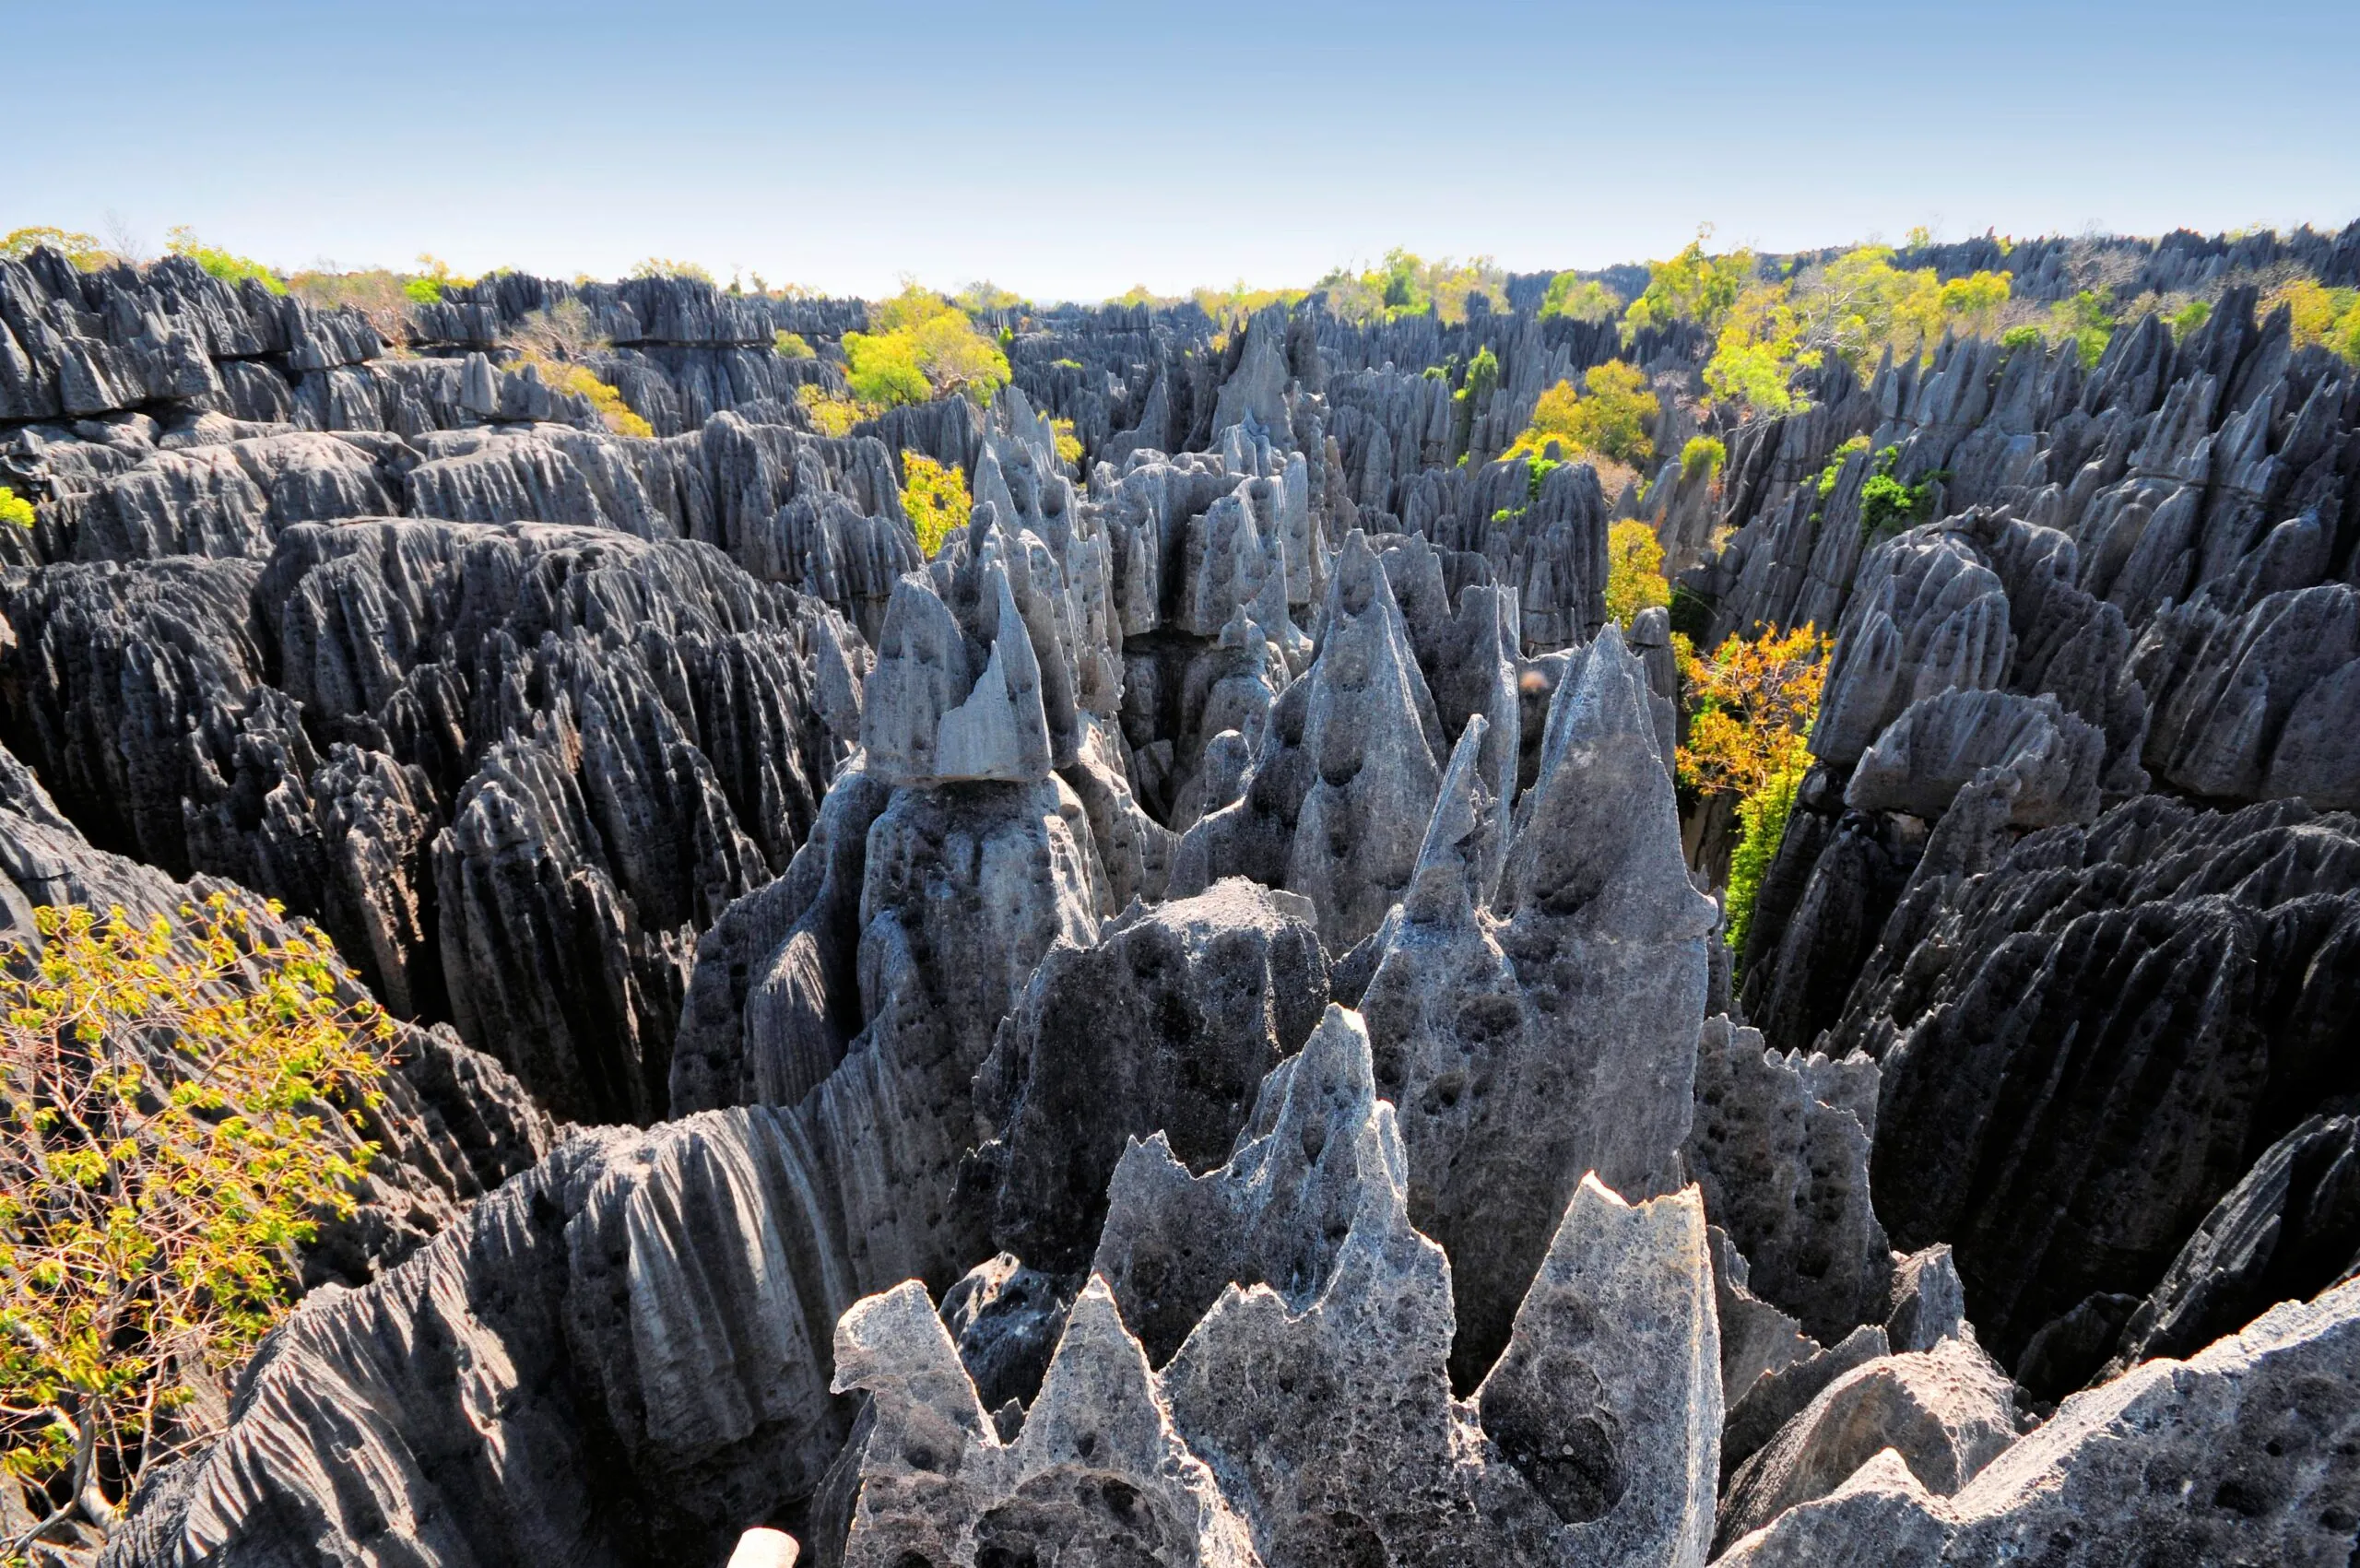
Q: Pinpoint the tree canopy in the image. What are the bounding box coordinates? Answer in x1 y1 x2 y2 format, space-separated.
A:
1504 360 1660 470
843 287 1010 408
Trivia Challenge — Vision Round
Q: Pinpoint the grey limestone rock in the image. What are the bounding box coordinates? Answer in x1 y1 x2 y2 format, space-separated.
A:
0 518 850 1123
1715 1279 2360 1567
1713 1335 2020 1553
105 1111 863 1568
1685 1014 1891 1346
1811 525 2011 767
1847 796 2360 1374
1360 623 1717 1385
2100 1111 2360 1379
1846 688 2105 829
832 1278 1259 1568
972 877 1329 1275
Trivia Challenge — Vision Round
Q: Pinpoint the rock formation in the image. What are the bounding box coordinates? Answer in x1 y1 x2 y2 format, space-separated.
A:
0 228 2348 1566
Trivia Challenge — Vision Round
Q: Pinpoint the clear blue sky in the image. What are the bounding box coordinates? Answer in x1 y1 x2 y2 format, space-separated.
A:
6 0 2355 301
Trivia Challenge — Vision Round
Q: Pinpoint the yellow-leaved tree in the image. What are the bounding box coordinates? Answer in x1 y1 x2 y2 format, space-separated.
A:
0 898 389 1550
1504 361 1660 474
502 302 653 438
901 452 971 558
844 287 1011 409
1603 520 1670 627
1674 625 1829 966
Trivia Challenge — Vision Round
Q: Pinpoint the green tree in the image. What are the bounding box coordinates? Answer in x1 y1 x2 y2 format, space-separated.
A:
1623 230 1754 335
955 280 1022 315
1938 270 2011 336
1723 757 1806 971
629 257 715 283
1540 273 1619 324
1681 436 1727 485
2049 290 2117 368
0 898 390 1549
2263 277 2360 362
1704 338 1799 417
0 230 112 271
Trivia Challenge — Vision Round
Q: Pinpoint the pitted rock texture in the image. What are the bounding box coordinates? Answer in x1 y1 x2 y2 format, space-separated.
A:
971 877 1329 1275
1361 623 1717 1385
1716 1279 2360 1567
1685 1015 1890 1347
1713 1334 2019 1553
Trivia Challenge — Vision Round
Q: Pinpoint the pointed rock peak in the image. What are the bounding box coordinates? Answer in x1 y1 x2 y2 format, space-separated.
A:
831 1279 997 1443
862 573 974 784
1478 1173 1720 1558
1019 1277 1185 1471
1508 625 1702 931
931 558 1053 783
1329 527 1390 621
1263 1002 1382 1142
972 437 1021 531
1406 713 1504 921
1093 1004 1408 1361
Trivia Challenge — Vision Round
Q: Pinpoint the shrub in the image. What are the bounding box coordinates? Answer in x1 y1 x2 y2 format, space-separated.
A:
163 228 284 295
2000 324 2046 350
1680 436 1727 486
0 487 33 530
773 330 816 360
1504 361 1658 470
1857 444 1945 538
1723 755 1807 972
2168 300 2212 340
555 365 653 439
797 385 874 438
901 452 970 558
0 229 112 271
1812 434 1871 501
0 897 390 1542
2049 289 2116 368
1048 418 1082 467
1604 520 1670 627
507 300 606 363
404 277 444 305
284 270 412 347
